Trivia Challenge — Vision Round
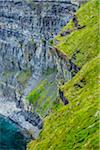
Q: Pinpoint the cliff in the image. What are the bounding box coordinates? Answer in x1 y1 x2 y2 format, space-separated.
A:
0 0 79 139
27 0 99 149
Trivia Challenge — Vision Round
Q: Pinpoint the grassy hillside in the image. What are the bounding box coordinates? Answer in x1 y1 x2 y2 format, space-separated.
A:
27 0 99 149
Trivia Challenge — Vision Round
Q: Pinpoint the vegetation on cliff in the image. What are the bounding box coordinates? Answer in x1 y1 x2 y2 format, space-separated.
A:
26 69 63 117
28 0 99 149
54 0 99 68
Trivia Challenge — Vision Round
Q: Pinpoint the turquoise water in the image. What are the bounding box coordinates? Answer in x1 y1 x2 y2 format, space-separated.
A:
0 114 30 150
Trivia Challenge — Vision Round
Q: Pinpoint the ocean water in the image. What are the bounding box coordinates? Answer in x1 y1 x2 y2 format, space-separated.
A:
0 114 30 150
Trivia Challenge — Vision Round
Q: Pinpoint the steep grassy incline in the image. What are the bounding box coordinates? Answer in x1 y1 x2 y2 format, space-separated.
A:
54 0 99 68
28 56 99 150
27 0 99 149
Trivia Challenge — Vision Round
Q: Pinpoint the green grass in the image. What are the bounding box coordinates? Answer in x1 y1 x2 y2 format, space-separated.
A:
54 0 99 68
26 73 61 117
27 0 99 149
26 80 48 105
28 56 99 150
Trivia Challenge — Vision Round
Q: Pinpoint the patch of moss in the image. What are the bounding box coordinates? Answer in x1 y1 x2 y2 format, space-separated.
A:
26 76 60 117
17 69 32 86
49 39 54 46
2 71 17 81
26 80 48 105
29 37 35 45
42 67 57 76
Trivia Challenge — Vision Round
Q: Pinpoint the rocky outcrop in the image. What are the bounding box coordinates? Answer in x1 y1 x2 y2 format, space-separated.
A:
9 110 43 139
49 46 80 84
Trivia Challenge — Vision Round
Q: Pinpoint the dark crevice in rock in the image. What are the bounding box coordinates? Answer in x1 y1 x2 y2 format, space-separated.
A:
60 29 72 36
68 59 80 77
74 78 86 89
18 111 43 129
72 15 86 30
59 89 69 105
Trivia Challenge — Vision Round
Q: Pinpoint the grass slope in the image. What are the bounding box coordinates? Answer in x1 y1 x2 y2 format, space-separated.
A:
28 57 99 150
26 71 63 117
54 0 99 68
27 0 99 149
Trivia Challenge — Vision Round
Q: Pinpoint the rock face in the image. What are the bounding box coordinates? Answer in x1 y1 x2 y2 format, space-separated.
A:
0 0 79 138
0 0 78 77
